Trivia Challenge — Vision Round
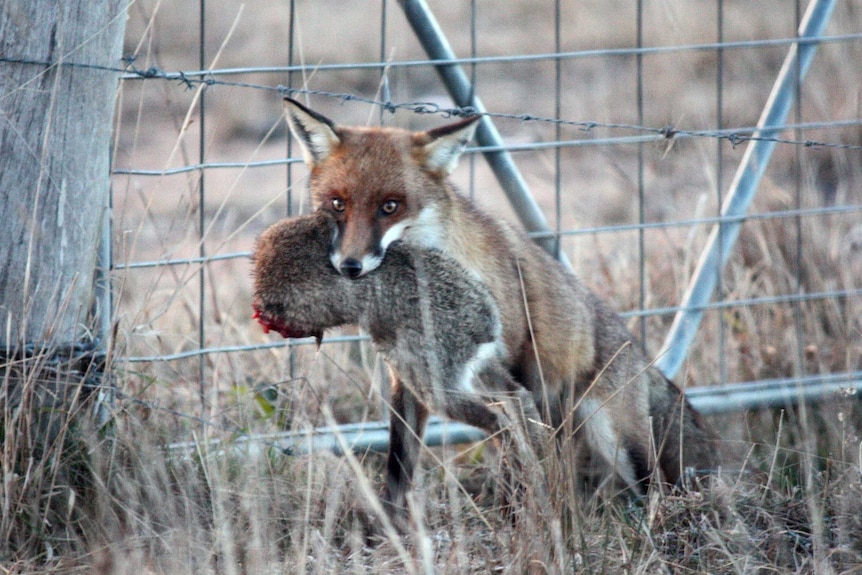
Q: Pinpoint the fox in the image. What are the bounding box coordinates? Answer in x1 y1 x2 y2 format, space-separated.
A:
251 211 546 516
282 97 717 496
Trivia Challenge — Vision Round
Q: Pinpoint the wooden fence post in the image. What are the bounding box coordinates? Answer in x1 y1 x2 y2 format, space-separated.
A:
0 0 127 351
1 2 127 555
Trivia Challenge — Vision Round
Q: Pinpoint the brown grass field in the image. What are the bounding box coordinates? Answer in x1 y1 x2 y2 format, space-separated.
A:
3 1 862 572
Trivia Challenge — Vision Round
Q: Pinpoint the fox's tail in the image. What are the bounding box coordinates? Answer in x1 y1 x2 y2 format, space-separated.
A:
647 370 717 486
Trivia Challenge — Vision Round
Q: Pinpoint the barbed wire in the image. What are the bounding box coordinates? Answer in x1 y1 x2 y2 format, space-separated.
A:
112 118 862 176
112 202 862 272
117 32 862 78
17 30 862 80
3 53 862 153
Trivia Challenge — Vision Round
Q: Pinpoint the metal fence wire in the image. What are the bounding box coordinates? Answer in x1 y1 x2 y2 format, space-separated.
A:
109 0 862 451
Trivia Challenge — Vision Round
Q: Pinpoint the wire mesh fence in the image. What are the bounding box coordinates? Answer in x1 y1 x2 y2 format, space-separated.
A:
106 0 861 448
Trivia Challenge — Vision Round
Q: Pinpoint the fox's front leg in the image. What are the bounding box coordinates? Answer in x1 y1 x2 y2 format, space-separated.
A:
383 371 429 522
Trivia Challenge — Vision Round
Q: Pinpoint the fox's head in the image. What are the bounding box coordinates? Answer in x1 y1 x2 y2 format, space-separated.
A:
283 97 480 278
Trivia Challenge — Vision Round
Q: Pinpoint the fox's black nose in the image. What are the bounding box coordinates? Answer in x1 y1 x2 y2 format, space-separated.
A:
340 259 363 279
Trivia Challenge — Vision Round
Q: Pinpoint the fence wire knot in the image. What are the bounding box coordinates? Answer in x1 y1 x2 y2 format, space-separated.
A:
123 55 163 79
580 122 597 133
176 71 195 91
411 102 441 115
452 106 478 118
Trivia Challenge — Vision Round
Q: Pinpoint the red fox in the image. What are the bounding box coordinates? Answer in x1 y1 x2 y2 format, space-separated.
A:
252 212 545 516
283 98 716 496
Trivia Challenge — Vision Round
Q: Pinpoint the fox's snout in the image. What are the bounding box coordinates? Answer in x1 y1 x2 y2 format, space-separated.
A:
338 258 365 279
330 247 384 279
329 216 410 279
329 232 384 279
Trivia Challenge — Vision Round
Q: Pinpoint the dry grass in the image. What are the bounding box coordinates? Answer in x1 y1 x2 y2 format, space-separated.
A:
3 0 862 572
3 380 862 573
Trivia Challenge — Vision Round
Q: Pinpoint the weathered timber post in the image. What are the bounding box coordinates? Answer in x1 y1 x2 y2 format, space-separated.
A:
0 1 126 351
0 1 127 557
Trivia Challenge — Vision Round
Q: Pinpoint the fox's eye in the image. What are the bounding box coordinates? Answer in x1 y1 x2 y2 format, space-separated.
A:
331 198 346 212
380 200 399 215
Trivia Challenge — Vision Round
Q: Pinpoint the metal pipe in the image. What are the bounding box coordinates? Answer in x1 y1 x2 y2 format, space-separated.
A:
167 370 861 457
655 0 836 379
167 416 487 457
686 371 862 415
397 0 570 267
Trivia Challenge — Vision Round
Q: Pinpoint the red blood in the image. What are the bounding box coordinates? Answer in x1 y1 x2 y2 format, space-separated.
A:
251 304 315 340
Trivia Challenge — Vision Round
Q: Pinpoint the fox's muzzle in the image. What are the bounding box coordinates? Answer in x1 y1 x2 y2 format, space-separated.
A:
339 258 365 278
329 218 387 279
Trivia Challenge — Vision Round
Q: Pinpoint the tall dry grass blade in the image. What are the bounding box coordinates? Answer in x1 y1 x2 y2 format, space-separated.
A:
761 409 784 504
321 405 416 573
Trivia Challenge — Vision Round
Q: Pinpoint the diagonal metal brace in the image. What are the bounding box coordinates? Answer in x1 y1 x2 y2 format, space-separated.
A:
655 0 836 379
398 0 571 269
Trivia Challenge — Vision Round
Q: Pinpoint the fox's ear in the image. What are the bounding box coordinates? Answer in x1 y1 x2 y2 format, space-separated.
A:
283 98 340 167
419 115 480 175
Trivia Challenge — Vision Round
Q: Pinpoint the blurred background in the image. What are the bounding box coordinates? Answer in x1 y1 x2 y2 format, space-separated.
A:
111 0 861 443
